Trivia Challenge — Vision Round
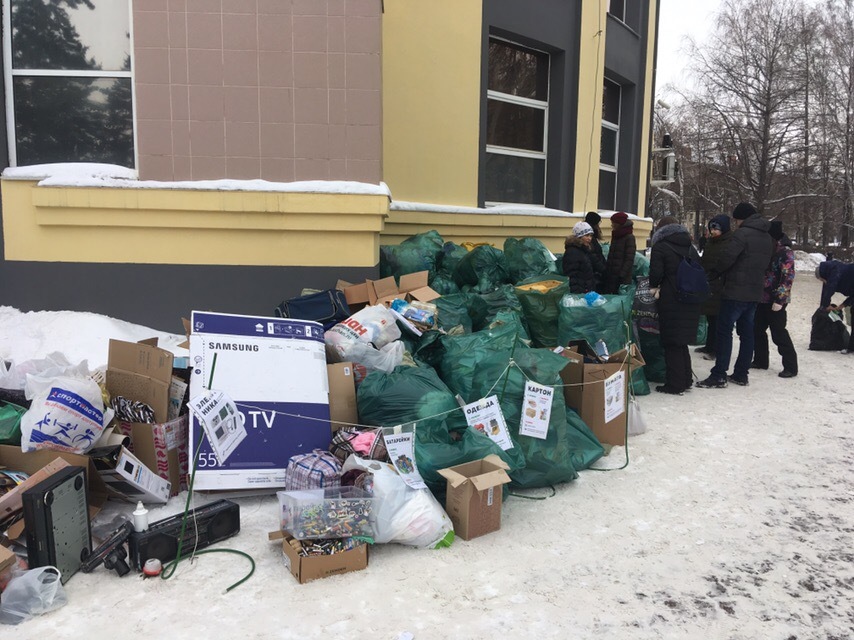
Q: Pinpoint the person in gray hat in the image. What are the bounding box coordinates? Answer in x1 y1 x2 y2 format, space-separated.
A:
696 202 774 389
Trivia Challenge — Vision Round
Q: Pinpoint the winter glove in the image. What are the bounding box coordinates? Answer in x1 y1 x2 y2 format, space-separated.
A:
771 303 783 312
650 287 660 299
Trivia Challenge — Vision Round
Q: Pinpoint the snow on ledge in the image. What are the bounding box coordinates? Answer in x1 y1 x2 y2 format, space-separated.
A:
2 163 392 197
391 201 645 220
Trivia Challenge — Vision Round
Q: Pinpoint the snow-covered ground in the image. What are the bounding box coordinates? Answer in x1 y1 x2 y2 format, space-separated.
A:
3 275 854 639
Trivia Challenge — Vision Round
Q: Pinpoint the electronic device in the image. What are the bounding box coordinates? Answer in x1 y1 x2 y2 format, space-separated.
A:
128 499 240 571
81 520 133 577
22 466 91 584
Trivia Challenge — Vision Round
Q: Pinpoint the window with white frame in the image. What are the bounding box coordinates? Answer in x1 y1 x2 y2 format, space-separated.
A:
598 77 621 210
608 0 626 23
3 0 135 167
484 38 549 205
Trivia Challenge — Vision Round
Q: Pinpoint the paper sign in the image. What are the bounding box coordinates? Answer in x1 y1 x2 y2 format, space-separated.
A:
382 425 427 489
604 370 626 423
463 395 514 451
188 390 247 464
519 381 553 440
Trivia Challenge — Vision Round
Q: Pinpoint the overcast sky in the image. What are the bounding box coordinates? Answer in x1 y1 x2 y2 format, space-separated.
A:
655 0 720 96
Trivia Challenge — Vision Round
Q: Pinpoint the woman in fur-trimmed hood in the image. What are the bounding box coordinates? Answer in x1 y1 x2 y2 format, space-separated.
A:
648 217 703 394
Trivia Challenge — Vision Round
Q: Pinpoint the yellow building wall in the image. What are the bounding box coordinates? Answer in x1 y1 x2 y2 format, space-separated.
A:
573 1 608 214
1 180 388 266
637 0 659 219
382 0 483 207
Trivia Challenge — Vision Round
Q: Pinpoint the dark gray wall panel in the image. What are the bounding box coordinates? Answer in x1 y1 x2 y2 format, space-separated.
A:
0 262 378 333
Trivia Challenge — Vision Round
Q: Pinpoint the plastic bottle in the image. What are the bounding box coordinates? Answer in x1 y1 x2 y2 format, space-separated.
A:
132 501 149 532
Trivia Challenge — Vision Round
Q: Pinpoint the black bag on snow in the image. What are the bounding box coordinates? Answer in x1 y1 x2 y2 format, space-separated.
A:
808 308 850 351
274 289 351 330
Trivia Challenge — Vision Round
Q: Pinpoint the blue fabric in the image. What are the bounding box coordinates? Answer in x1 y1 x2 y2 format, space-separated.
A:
819 260 854 308
710 299 757 379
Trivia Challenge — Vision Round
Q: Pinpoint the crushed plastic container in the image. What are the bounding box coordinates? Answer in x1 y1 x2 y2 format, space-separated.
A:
277 486 375 540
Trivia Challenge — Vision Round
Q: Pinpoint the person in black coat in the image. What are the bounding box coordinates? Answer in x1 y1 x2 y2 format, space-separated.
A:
562 222 598 294
649 216 702 394
585 211 607 289
603 211 637 294
698 202 774 389
697 214 733 358
817 259 854 353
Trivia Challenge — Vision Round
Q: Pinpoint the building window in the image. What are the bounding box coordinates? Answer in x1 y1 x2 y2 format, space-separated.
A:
3 0 135 167
608 0 626 23
598 77 621 210
484 38 549 205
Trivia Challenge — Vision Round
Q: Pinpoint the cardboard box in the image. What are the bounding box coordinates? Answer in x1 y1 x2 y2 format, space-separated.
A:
339 271 439 311
438 454 511 540
0 458 70 521
189 311 331 491
269 530 368 584
557 343 645 447
115 415 188 496
0 544 16 573
89 445 171 503
327 363 357 431
106 340 188 495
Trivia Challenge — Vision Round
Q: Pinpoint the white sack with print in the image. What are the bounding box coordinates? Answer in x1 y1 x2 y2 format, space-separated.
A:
325 305 401 353
20 375 113 453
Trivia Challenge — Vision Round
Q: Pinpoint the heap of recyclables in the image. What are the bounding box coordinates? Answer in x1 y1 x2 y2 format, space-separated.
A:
189 311 331 491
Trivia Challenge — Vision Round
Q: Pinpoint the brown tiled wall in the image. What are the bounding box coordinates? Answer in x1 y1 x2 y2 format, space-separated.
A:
133 0 382 183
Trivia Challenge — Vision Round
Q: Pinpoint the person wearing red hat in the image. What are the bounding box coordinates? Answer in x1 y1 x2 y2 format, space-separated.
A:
603 211 636 294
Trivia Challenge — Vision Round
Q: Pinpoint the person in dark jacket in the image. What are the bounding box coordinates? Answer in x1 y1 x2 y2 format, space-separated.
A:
697 215 733 359
752 221 798 376
603 211 636 294
648 216 702 394
816 259 854 353
562 222 598 294
585 211 607 289
697 202 774 388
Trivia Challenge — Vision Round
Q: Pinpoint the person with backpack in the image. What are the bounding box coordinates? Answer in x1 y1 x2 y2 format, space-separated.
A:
562 222 598 293
752 221 798 376
697 215 733 360
603 211 636 294
697 202 774 389
816 259 854 354
648 216 703 394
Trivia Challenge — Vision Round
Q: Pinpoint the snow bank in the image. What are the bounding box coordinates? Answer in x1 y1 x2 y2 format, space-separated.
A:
794 250 826 273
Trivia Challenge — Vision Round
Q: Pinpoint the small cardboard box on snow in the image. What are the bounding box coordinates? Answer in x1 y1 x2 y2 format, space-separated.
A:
557 343 645 447
268 530 368 584
438 454 511 541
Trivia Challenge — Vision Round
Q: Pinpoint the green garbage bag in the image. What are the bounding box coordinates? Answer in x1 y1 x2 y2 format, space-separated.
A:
557 289 634 355
429 274 460 296
435 242 468 278
356 366 524 494
630 364 651 395
503 237 557 283
637 329 666 382
0 401 25 445
633 252 651 279
427 314 526 400
453 245 510 293
435 293 489 333
470 348 604 488
380 230 445 280
514 275 570 348
476 285 527 332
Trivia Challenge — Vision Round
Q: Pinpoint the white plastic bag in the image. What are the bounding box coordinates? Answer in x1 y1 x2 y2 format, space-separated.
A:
20 374 113 453
325 305 402 352
627 396 647 436
0 352 90 391
0 567 68 625
342 455 454 548
337 341 404 374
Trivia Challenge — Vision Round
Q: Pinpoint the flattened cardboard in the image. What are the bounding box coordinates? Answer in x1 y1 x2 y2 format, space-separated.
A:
106 339 174 423
327 363 358 431
271 531 368 584
558 344 645 446
0 444 108 502
438 454 511 541
340 272 440 312
0 458 70 520
0 544 15 573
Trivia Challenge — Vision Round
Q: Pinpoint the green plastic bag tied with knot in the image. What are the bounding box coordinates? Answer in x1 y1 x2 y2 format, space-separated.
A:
470 347 604 488
513 275 570 348
503 237 557 283
453 245 510 293
379 230 445 280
